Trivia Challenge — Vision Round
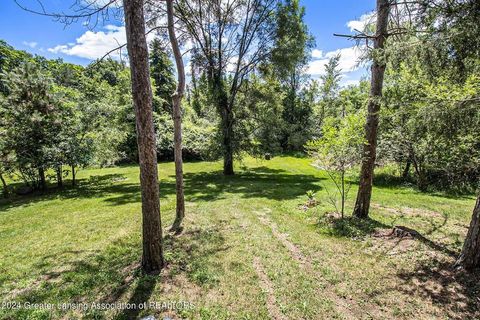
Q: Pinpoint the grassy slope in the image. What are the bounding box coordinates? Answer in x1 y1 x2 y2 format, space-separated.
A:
0 156 478 319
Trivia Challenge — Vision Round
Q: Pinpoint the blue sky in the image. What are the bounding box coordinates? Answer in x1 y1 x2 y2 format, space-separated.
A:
0 0 376 85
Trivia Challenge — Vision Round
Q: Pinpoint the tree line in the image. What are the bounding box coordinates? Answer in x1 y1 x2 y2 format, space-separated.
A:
1 0 479 272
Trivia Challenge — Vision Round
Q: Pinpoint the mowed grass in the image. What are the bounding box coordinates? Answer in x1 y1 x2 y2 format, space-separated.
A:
0 156 478 319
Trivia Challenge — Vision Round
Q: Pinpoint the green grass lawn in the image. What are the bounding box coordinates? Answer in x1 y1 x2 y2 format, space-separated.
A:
0 156 478 319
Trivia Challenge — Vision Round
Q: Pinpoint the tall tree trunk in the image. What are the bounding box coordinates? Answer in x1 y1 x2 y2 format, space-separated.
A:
455 195 480 270
71 165 76 187
123 0 164 274
56 165 63 188
167 0 186 233
210 72 234 176
223 105 234 176
38 167 46 191
352 0 390 219
0 171 9 198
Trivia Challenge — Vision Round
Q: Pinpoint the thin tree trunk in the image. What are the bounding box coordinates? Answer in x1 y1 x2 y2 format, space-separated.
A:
123 0 164 274
56 165 63 188
412 156 427 192
38 167 46 191
402 159 411 179
71 165 76 187
167 0 186 233
352 0 390 219
455 195 480 270
0 171 9 198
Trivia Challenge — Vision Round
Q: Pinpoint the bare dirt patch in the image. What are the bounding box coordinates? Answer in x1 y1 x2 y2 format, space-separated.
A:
372 203 442 218
297 199 319 211
372 225 458 258
370 228 418 254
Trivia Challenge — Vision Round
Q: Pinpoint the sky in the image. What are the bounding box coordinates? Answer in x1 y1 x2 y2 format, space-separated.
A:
0 0 376 86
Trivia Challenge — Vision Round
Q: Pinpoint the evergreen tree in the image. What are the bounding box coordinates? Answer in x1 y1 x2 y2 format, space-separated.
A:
271 0 315 151
0 62 65 190
150 38 176 114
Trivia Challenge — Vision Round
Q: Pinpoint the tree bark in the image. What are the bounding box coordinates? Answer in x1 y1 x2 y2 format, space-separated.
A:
352 0 390 219
71 165 76 187
412 156 427 192
38 167 46 191
0 171 9 198
167 0 186 233
455 195 480 270
211 75 235 176
56 165 63 188
123 0 164 274
222 104 235 176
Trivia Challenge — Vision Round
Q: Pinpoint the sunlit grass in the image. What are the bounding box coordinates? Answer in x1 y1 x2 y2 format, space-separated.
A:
0 156 477 319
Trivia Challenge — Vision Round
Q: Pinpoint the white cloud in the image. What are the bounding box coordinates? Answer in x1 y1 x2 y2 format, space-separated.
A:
311 49 323 59
48 24 127 60
81 0 121 8
308 59 327 76
342 79 361 87
23 41 38 48
346 12 375 32
308 46 365 76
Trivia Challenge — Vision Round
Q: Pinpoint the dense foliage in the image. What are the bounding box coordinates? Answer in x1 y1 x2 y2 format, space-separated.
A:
0 0 478 194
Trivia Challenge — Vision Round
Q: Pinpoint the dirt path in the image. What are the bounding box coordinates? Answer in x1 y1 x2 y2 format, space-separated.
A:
253 256 288 320
256 210 311 268
255 208 360 319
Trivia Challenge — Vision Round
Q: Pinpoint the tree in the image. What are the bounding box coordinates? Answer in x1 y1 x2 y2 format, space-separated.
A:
380 64 480 192
240 74 285 155
319 54 342 120
60 83 100 187
0 118 13 198
1 62 65 191
123 0 164 274
307 112 365 218
456 195 480 270
352 0 390 219
150 38 176 114
270 0 314 150
370 0 480 193
414 0 480 83
173 0 277 175
0 40 33 95
166 0 186 232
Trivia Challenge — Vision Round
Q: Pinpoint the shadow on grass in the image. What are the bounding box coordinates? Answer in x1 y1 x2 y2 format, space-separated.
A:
0 173 138 211
395 259 480 319
177 166 323 202
163 225 228 286
116 275 157 320
1 224 228 319
0 166 323 210
317 216 390 239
